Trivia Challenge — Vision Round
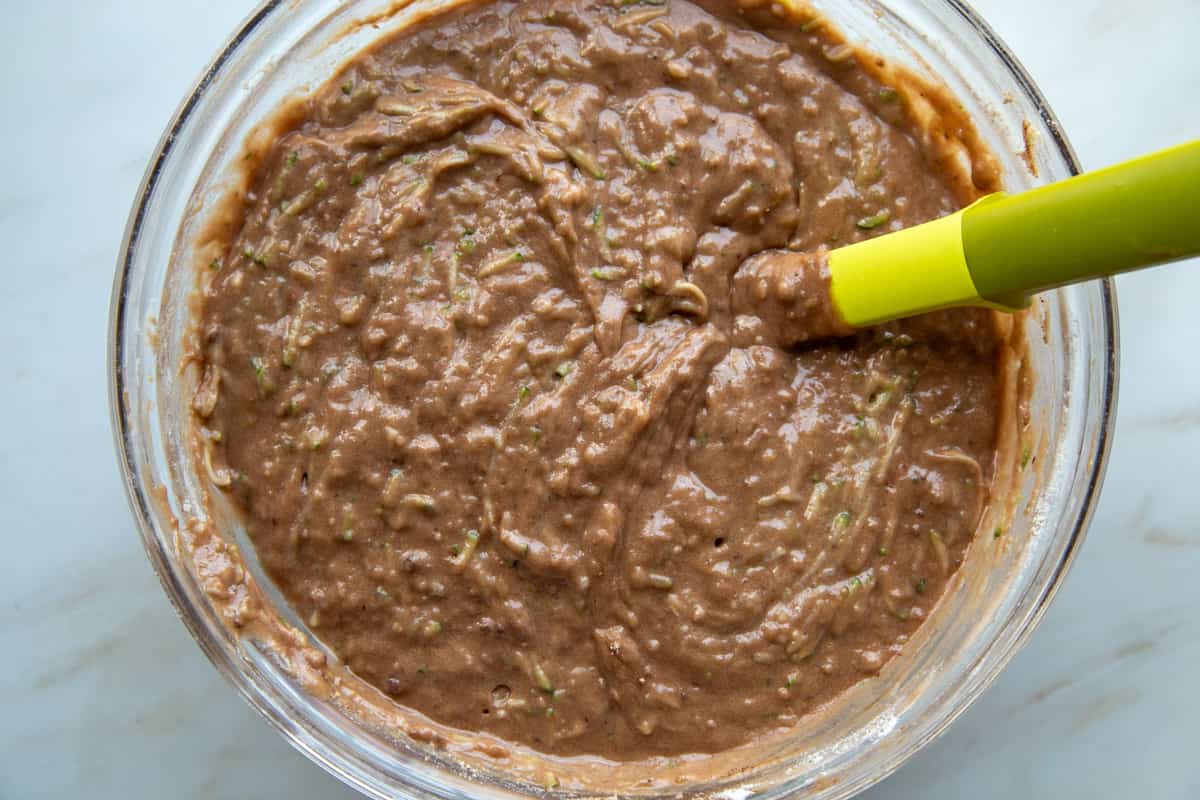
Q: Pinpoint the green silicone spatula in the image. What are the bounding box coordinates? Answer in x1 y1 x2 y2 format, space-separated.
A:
827 139 1200 327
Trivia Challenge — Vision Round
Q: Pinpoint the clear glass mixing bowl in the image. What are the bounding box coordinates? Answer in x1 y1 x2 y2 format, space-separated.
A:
109 1 1118 797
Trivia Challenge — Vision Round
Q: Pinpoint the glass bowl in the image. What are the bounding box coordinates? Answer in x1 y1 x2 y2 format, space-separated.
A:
109 1 1118 797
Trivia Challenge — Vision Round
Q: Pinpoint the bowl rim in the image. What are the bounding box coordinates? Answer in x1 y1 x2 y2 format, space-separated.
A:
108 1 1120 797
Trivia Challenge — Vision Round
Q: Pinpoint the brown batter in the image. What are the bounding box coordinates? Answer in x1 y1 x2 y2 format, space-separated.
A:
193 0 1006 759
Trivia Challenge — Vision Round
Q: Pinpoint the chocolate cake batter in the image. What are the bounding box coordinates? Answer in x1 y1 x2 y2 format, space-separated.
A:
194 0 1005 759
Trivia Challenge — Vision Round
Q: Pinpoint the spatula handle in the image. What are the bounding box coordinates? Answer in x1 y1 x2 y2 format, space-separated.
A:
828 140 1200 327
964 139 1200 300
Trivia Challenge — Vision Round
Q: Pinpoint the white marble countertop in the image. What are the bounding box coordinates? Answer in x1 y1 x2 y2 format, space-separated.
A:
1 1 1197 797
